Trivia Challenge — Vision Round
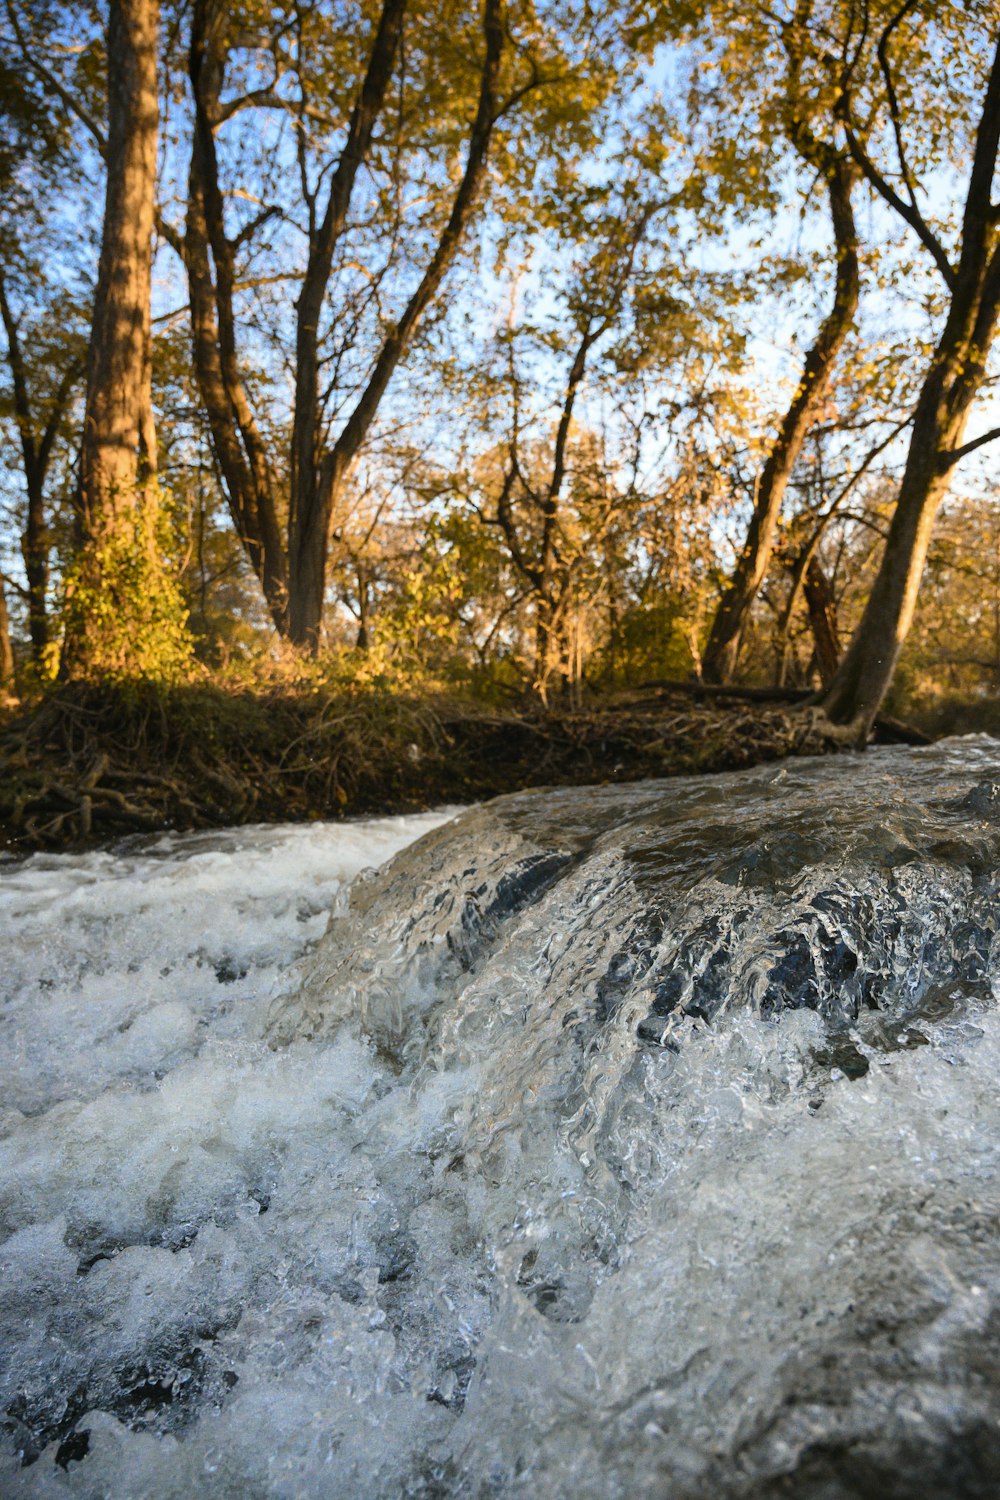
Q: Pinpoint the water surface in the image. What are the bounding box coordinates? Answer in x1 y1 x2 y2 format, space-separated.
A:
3 742 1000 1497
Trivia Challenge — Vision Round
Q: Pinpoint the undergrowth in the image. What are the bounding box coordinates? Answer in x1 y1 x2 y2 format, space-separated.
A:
0 669 838 852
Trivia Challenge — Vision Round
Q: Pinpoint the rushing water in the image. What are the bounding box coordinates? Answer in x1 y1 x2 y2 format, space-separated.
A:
3 740 1000 1498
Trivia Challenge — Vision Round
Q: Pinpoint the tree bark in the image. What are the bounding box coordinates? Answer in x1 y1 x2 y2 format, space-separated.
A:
288 0 407 651
701 153 859 683
533 594 565 702
802 555 840 687
76 0 159 539
821 35 1000 739
58 0 161 677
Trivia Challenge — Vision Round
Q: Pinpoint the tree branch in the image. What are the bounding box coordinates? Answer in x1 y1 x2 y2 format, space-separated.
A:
37 354 84 477
5 0 107 157
321 0 504 487
876 0 923 213
940 422 1000 469
0 270 37 478
840 119 956 290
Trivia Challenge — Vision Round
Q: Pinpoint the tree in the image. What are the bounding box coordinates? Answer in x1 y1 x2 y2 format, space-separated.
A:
760 363 916 688
820 4 1000 736
485 205 653 699
76 0 158 535
62 0 188 679
0 571 13 685
0 0 98 667
172 0 514 649
698 0 861 683
0 274 84 660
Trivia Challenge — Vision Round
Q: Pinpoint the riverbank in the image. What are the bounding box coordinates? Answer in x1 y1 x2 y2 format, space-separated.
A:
0 677 928 853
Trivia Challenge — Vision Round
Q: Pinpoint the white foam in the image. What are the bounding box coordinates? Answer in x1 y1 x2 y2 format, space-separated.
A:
4 748 1000 1498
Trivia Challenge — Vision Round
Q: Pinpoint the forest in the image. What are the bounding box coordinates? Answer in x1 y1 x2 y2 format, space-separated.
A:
2 0 1000 843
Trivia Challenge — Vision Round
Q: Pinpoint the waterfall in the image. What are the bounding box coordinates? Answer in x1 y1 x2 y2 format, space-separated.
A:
3 741 1000 1498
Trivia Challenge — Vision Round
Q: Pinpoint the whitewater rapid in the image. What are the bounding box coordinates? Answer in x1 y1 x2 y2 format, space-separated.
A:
3 741 1000 1497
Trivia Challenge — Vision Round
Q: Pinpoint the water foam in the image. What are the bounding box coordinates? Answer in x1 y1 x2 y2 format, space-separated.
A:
4 743 1000 1497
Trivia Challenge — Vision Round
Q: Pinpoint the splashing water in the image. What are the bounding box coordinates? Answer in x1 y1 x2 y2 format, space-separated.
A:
4 741 1000 1498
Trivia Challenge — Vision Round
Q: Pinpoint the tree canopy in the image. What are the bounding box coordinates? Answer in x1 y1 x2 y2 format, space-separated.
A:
1 0 999 739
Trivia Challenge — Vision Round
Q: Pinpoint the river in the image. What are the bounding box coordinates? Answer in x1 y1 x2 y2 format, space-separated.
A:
3 739 1000 1497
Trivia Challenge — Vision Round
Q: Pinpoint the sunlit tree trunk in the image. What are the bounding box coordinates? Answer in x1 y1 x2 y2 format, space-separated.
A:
76 0 158 540
533 595 560 704
820 352 993 732
63 0 160 675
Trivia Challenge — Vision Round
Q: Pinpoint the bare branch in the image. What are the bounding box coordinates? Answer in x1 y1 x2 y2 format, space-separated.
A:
232 204 281 251
876 1 922 202
941 422 1000 470
843 125 955 288
5 0 107 156
217 88 341 130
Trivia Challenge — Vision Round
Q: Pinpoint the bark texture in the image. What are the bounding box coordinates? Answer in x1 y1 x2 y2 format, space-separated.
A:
77 0 159 538
803 555 841 687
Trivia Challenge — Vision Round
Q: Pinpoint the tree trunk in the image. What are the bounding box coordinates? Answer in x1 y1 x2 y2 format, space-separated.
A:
802 555 840 686
59 0 161 677
0 272 80 662
288 454 345 650
22 475 49 658
534 594 558 703
185 0 288 632
701 155 858 683
288 0 406 651
356 565 370 651
60 0 194 680
76 0 159 538
819 369 986 734
0 573 14 688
